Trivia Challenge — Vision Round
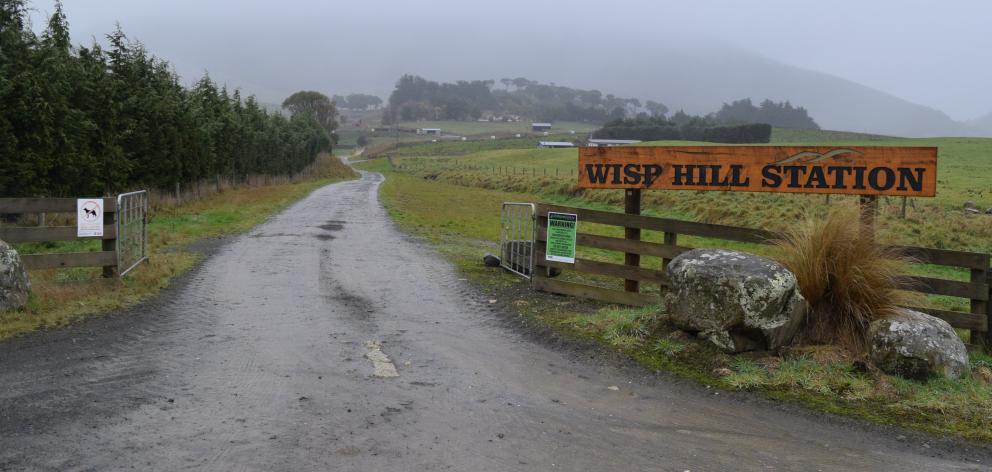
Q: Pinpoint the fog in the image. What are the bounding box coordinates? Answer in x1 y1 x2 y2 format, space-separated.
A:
30 0 992 135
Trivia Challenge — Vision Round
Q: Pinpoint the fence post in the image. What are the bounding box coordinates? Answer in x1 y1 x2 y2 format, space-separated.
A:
663 232 678 270
102 205 118 278
624 189 641 293
975 258 991 350
859 195 877 241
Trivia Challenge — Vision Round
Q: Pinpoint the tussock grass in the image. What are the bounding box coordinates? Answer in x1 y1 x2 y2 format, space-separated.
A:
652 338 687 357
774 207 915 353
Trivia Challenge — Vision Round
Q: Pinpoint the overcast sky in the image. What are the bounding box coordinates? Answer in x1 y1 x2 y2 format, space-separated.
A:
30 0 992 121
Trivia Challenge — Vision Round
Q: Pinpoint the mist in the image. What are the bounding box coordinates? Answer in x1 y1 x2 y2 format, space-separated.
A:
31 0 992 136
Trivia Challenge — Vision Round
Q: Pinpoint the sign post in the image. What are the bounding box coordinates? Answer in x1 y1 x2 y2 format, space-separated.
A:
624 189 641 292
546 212 577 264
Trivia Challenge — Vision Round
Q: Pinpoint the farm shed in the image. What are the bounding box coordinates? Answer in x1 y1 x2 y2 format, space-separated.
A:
588 138 642 147
538 141 575 148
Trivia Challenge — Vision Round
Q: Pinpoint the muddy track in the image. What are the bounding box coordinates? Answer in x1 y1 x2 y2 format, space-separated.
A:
1 172 990 471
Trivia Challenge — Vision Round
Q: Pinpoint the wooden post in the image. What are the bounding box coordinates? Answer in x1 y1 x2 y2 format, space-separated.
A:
974 262 991 351
624 189 641 293
102 208 117 278
859 195 877 240
663 232 677 269
901 196 908 218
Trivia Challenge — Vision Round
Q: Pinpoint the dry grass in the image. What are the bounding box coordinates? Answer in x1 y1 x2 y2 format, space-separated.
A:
774 206 915 353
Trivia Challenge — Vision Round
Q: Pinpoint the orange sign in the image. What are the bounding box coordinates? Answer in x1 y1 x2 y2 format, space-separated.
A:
578 146 937 197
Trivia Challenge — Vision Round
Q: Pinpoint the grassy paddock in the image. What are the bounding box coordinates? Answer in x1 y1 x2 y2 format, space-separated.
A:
1 154 357 339
357 156 992 442
381 132 992 316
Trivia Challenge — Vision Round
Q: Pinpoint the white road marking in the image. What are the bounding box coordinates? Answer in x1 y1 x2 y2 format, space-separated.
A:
364 341 399 378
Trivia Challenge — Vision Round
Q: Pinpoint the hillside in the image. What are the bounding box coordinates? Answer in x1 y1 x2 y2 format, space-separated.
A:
530 43 976 138
968 112 992 134
306 35 981 138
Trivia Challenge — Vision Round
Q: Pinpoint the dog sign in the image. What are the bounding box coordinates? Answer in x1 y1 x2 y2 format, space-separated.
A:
77 198 104 237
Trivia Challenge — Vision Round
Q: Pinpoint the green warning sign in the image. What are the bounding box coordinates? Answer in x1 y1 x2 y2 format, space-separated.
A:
546 212 577 263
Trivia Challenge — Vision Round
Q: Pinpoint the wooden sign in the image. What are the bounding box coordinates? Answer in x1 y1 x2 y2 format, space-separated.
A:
578 146 938 197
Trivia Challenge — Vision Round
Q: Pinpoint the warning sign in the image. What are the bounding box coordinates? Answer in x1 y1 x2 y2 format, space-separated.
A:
77 198 104 238
545 212 577 263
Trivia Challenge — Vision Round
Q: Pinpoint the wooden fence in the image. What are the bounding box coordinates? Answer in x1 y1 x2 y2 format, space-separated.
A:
0 198 119 277
532 203 992 349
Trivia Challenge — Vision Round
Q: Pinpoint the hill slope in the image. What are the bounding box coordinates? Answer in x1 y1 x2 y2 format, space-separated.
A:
313 34 980 138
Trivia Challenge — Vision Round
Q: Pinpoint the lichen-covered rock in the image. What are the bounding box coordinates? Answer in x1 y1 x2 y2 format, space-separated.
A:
0 240 31 312
664 249 807 353
868 309 969 380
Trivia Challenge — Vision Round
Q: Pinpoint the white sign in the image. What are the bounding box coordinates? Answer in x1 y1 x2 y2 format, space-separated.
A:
77 198 104 237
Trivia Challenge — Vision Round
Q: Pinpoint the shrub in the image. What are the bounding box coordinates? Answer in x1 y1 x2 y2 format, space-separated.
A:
774 206 913 353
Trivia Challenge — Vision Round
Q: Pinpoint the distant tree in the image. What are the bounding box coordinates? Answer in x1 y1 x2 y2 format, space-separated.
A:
645 100 669 117
511 77 531 90
714 98 818 129
282 90 338 135
345 93 382 110
593 114 769 143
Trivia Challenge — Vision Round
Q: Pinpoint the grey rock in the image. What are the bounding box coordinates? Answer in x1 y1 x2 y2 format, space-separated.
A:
986 207 992 215
964 207 981 215
868 309 969 380
0 240 31 312
483 253 501 267
664 249 807 353
963 200 977 209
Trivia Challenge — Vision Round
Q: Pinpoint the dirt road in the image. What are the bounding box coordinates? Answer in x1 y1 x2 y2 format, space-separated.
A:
1 172 989 471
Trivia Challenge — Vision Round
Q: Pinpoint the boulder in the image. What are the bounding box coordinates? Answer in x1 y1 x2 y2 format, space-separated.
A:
483 253 501 267
964 201 977 209
0 240 31 312
664 249 807 353
868 309 969 380
986 207 992 215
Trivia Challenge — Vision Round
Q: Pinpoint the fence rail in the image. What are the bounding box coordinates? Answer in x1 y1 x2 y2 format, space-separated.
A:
0 193 148 277
530 202 992 348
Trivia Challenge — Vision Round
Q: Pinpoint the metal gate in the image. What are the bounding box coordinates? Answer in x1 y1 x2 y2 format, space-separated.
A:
499 202 536 278
117 190 149 277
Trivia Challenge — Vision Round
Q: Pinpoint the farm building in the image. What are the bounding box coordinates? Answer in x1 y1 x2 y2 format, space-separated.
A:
417 128 442 135
531 122 552 131
538 141 574 148
587 138 641 147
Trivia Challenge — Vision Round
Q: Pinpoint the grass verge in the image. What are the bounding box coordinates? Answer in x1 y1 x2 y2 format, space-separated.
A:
358 157 992 443
1 154 357 339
